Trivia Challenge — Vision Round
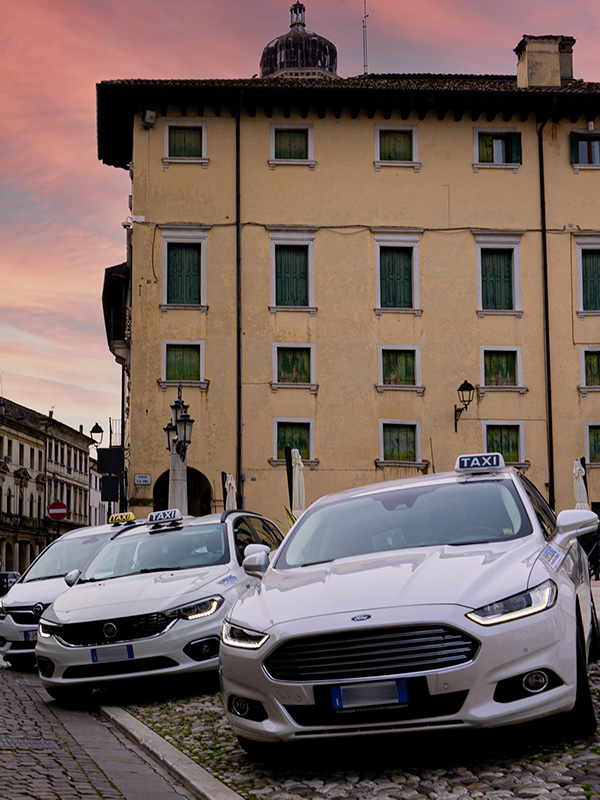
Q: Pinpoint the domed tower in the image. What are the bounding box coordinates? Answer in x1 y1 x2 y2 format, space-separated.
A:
260 3 338 80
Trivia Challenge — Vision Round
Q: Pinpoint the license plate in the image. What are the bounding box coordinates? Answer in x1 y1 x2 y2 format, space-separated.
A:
24 630 37 642
331 679 408 710
91 645 134 663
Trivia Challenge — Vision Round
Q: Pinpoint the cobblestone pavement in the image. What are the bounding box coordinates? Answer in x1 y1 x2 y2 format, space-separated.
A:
0 663 194 800
111 664 600 800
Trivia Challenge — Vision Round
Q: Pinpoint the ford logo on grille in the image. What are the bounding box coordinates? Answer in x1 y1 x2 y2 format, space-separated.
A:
103 622 118 639
351 614 371 621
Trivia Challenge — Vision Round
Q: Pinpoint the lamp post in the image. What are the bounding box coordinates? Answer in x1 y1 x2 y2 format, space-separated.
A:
454 380 475 432
164 385 194 514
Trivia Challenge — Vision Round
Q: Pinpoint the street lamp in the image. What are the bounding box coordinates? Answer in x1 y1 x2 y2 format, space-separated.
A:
90 423 104 446
165 385 194 513
454 380 475 432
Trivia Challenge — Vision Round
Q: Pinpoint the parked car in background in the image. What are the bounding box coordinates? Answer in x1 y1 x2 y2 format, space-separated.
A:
220 453 600 757
0 572 20 597
0 513 138 668
36 508 284 701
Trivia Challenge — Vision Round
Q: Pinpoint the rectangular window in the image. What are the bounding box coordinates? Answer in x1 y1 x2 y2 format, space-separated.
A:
275 128 308 160
277 347 310 383
379 130 412 161
382 423 416 462
484 351 517 386
7 440 12 459
276 421 310 460
582 249 600 311
585 351 600 387
275 245 309 307
169 126 202 158
167 243 201 305
486 424 520 463
589 425 600 463
166 344 200 382
380 247 413 309
19 444 24 466
477 132 522 165
382 350 416 385
29 447 34 469
571 132 600 165
481 249 513 310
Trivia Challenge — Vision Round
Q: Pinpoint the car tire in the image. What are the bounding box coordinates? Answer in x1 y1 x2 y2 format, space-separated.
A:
560 623 597 739
589 592 600 664
236 735 284 761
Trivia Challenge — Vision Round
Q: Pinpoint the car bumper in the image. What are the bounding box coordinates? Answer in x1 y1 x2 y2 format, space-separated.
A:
36 613 226 688
220 603 578 742
0 617 38 660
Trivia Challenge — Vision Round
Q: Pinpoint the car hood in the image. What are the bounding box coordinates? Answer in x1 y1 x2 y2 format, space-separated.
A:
232 538 542 630
2 577 70 608
47 565 231 622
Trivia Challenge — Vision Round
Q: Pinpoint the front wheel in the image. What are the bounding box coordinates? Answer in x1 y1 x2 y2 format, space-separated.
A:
560 624 597 739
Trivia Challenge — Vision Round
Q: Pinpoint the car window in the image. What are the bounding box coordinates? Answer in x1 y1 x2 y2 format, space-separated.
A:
22 533 114 582
233 519 255 564
277 479 533 568
517 474 556 540
245 517 284 550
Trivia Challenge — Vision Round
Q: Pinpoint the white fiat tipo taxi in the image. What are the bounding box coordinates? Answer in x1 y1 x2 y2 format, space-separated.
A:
220 454 599 756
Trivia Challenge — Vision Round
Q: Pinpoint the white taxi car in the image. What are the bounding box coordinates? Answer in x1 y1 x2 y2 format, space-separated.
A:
0 513 138 669
220 454 600 756
36 508 283 701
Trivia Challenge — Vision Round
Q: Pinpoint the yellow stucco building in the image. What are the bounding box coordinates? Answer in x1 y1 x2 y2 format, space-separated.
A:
98 6 600 522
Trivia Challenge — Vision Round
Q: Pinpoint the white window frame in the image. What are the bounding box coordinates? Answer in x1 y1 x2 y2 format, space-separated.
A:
580 346 600 396
159 339 208 392
163 120 208 168
271 343 317 393
376 419 426 470
374 124 420 172
585 421 600 466
478 346 527 396
571 127 600 173
576 235 600 318
269 418 318 469
473 127 521 173
376 345 424 395
374 230 421 316
160 226 209 313
475 233 522 318
482 420 527 468
269 123 315 170
269 228 317 314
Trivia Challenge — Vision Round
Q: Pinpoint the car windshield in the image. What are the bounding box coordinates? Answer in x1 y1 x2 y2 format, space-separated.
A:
79 523 230 582
277 478 533 569
22 533 115 582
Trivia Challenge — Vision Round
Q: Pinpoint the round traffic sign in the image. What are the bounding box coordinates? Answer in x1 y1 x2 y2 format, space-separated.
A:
48 501 68 521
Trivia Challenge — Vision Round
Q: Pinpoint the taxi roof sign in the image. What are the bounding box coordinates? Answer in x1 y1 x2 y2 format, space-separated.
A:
109 511 136 525
147 508 183 524
455 453 505 473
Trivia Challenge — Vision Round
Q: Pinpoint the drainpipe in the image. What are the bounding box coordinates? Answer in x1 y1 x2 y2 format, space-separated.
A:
236 92 244 508
538 100 556 509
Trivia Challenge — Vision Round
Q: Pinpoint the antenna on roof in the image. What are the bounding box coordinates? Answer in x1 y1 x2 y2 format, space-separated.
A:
362 0 369 75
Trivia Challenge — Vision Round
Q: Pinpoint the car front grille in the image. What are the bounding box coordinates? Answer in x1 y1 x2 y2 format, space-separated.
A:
8 605 50 625
54 613 173 646
263 624 480 682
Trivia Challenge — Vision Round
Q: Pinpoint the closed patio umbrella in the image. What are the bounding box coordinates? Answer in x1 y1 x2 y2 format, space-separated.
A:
225 473 237 510
574 460 590 510
291 448 306 519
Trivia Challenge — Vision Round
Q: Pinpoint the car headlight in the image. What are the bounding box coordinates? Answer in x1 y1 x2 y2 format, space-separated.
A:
466 580 557 626
0 599 6 620
222 620 269 649
164 595 224 621
38 621 59 639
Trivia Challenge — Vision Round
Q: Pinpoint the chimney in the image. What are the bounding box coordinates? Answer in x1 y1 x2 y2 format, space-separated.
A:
515 35 575 88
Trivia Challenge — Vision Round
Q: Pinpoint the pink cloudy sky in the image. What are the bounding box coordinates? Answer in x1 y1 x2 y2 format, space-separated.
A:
2 0 600 438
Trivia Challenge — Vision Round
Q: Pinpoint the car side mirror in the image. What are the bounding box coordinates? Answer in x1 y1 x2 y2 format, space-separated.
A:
554 509 599 550
64 569 81 587
243 543 270 558
243 550 269 579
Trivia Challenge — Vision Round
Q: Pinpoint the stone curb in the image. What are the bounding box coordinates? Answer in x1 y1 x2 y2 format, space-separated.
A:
100 704 244 800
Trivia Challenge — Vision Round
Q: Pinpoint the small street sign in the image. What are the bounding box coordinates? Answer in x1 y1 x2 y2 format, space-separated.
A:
48 501 68 521
134 473 152 485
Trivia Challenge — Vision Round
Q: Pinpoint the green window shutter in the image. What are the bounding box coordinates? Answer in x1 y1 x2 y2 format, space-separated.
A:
166 345 200 381
478 133 493 163
582 250 600 311
275 245 309 306
167 243 201 304
585 352 600 386
508 132 522 164
570 132 580 164
277 422 310 460
277 348 310 383
383 424 416 462
275 129 308 159
380 247 412 308
382 350 416 385
379 130 412 161
486 425 519 463
484 351 517 386
169 127 202 158
590 427 600 462
481 249 513 310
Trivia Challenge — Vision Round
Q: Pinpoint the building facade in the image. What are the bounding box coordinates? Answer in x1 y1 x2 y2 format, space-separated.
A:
97 9 600 521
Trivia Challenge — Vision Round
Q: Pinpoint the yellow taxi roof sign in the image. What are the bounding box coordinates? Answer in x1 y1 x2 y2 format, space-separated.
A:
109 511 136 525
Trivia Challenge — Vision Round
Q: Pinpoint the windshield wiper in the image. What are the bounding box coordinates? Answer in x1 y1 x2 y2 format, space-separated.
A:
447 539 492 546
300 559 334 567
